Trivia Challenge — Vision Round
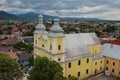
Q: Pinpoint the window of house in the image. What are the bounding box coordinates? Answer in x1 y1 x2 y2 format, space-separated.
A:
87 58 89 63
78 72 80 77
50 45 52 50
112 69 114 73
68 74 71 78
58 58 60 61
113 62 115 66
95 62 97 65
106 67 108 70
68 62 71 68
78 60 81 65
107 60 109 64
58 45 61 50
86 69 89 74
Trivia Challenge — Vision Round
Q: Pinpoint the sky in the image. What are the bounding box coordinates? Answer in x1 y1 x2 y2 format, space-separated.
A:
0 0 120 20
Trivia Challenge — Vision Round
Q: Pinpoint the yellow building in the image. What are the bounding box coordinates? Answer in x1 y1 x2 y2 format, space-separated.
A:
34 14 105 79
102 43 120 77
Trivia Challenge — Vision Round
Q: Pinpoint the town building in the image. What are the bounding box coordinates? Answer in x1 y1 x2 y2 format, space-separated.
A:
102 43 120 77
33 14 104 79
0 47 17 60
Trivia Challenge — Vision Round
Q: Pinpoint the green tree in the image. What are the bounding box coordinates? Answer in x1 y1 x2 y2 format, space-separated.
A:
26 43 33 53
23 32 33 36
53 72 67 80
14 42 33 53
28 56 63 80
0 30 2 35
14 42 26 50
29 54 34 66
0 53 23 80
68 76 79 80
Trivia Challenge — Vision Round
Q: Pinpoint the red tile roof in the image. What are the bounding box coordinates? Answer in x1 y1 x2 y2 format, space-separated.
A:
100 39 120 45
0 47 17 59
0 38 19 45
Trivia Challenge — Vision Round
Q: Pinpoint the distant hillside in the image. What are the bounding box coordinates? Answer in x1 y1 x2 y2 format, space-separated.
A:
0 11 102 21
61 17 102 21
17 12 102 21
17 12 39 20
17 12 55 20
0 11 23 20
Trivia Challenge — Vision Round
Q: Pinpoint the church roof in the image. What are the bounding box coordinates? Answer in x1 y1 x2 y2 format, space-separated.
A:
64 33 100 60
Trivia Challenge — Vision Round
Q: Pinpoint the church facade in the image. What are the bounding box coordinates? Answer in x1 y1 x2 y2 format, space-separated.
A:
34 14 104 79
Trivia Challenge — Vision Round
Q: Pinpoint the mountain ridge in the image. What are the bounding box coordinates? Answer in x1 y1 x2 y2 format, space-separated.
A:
0 11 23 20
0 11 102 21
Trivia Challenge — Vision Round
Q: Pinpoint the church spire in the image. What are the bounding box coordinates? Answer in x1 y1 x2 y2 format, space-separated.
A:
34 14 46 34
50 16 64 33
49 12 64 37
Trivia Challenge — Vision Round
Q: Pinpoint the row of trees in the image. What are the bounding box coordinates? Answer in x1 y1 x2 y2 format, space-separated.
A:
28 56 78 80
0 52 78 80
14 42 33 53
0 53 23 80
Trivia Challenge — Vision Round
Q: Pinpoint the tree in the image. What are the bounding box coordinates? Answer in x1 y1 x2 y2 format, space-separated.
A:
68 76 79 80
0 53 23 80
14 42 33 53
53 72 67 80
0 30 2 35
28 56 63 80
14 42 26 50
29 54 34 66
26 43 33 53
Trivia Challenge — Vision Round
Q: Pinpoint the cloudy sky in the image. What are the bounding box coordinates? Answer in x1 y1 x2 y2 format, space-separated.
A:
0 0 120 20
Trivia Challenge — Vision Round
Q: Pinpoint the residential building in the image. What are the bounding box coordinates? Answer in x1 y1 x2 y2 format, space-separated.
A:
0 47 17 60
102 43 120 77
17 54 30 66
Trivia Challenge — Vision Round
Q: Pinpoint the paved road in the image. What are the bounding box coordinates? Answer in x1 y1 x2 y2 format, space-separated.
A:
22 75 27 80
89 75 118 80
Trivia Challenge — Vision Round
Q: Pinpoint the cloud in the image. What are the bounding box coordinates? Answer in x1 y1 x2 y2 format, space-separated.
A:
0 0 7 4
0 0 119 20
11 1 22 6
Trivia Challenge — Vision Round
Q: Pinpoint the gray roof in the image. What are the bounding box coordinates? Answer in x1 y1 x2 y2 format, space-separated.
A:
17 54 30 61
101 43 120 60
22 36 33 43
65 33 100 60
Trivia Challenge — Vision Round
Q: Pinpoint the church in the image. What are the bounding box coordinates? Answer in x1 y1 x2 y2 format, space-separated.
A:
34 14 104 79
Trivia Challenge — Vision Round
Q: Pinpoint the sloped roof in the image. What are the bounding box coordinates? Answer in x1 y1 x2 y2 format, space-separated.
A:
101 43 120 60
17 54 30 61
0 47 17 59
65 33 100 60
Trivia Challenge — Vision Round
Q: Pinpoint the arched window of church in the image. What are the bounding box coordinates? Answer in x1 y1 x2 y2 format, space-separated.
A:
58 45 61 50
58 58 60 61
36 40 37 44
50 44 52 50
